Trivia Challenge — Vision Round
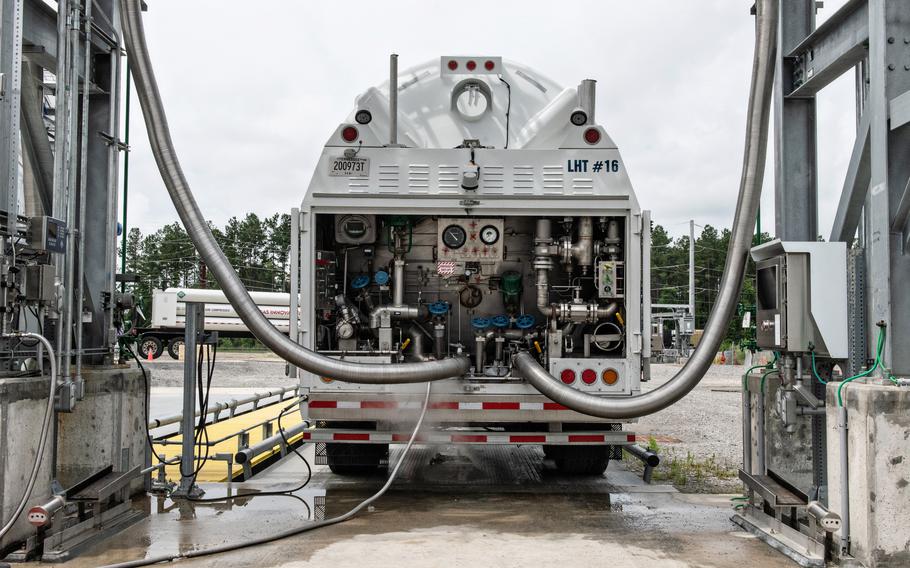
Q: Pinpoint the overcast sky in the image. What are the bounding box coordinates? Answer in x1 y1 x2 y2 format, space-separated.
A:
124 0 857 238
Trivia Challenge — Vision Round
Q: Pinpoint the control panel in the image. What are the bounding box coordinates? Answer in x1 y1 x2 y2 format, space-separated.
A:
437 218 504 261
596 261 624 299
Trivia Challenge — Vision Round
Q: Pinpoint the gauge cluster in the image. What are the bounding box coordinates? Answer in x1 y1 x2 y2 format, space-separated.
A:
437 218 504 261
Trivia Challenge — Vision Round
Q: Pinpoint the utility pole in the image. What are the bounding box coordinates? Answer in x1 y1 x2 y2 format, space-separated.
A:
689 220 695 320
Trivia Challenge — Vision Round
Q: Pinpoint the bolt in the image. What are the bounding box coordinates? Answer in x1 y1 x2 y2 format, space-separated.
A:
888 37 896 44
889 64 896 71
905 65 910 71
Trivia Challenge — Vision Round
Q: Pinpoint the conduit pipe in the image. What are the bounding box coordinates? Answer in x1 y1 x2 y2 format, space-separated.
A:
119 0 468 384
514 0 778 419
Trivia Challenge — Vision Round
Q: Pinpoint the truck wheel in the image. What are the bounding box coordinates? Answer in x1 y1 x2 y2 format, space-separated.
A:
167 339 184 360
545 445 610 475
138 336 164 360
326 443 388 475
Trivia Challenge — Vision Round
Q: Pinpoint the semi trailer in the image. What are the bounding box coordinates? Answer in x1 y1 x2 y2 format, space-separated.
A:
136 287 291 359
290 55 651 474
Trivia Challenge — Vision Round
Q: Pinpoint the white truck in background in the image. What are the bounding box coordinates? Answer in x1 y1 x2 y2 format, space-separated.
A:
135 287 291 359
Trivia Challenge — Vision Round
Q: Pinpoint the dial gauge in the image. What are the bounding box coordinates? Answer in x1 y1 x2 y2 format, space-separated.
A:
479 225 500 245
442 225 467 249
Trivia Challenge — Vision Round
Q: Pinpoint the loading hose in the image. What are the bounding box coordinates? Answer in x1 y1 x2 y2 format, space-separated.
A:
513 0 778 419
118 0 468 384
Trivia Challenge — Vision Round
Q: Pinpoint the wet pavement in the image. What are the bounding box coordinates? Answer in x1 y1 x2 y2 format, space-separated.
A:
43 445 795 568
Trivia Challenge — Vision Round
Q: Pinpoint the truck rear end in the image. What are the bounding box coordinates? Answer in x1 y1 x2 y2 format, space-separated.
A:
291 56 650 474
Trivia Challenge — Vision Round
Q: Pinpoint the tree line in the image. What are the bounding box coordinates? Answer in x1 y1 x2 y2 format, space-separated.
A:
121 214 767 347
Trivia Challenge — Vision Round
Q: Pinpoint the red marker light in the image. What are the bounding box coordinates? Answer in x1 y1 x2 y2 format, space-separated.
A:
447 60 458 71
484 60 495 71
341 126 358 143
466 60 477 71
581 369 597 385
560 369 576 384
584 127 601 145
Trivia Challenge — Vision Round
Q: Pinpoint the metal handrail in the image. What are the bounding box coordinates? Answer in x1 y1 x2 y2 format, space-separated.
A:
148 385 299 429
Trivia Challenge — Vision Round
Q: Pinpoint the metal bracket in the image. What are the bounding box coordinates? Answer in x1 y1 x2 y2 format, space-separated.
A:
98 131 129 151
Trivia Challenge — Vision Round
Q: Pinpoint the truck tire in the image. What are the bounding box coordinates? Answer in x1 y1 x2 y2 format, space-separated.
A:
167 338 184 360
544 445 610 475
326 443 388 475
138 335 164 360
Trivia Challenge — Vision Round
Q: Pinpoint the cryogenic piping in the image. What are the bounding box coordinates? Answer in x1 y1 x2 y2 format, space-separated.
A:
118 0 468 384
514 0 778 418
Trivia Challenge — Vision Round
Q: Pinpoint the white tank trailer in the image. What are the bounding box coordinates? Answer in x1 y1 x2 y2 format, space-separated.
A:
139 288 292 359
290 56 651 474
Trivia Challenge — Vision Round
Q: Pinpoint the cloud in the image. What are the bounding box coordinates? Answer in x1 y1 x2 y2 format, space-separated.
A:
125 0 856 238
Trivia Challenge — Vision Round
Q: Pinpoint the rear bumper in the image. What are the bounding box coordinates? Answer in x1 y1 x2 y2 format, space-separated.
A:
304 428 636 446
305 393 637 424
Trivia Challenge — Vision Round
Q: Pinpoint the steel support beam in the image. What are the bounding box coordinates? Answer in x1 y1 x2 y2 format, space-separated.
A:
0 0 23 232
19 60 53 215
830 111 871 243
775 0 818 241
786 0 870 99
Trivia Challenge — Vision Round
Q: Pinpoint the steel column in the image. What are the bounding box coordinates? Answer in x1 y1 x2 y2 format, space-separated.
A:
0 0 23 233
774 0 818 241
174 302 203 498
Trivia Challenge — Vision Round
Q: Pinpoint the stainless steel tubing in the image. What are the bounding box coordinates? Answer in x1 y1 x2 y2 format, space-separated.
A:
513 0 778 419
389 54 398 146
742 379 752 475
838 406 851 553
0 333 57 540
119 1 468 384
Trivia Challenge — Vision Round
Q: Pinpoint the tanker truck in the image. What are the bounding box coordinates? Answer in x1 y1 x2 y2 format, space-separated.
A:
289 55 651 475
136 287 291 359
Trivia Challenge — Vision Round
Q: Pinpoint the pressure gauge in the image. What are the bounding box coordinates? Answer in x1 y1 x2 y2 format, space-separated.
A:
479 225 500 245
442 225 467 249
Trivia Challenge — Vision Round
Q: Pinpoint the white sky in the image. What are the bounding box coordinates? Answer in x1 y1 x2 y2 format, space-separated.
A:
124 0 856 238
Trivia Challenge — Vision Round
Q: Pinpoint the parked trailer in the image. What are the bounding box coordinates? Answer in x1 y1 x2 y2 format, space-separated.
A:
135 288 291 359
290 56 651 475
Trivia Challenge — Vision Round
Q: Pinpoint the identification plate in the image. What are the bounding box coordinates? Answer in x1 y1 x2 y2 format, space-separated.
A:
328 157 370 177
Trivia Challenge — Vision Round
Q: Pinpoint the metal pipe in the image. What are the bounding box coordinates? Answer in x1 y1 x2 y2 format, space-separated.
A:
578 80 596 124
235 421 309 465
625 444 660 484
512 0 778 418
118 2 468 384
74 0 94 381
0 333 57 540
406 325 427 361
148 386 299 430
389 53 398 146
392 258 405 307
756 386 766 473
742 377 753 475
838 406 851 554
176 303 201 497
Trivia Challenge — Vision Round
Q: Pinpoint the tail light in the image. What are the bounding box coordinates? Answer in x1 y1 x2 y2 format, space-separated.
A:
581 369 597 384
447 60 459 71
560 369 576 384
602 369 619 385
341 125 359 143
584 127 601 145
484 60 495 71
466 60 477 71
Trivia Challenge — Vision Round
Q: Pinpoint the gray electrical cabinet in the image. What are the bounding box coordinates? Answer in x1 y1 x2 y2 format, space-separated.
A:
750 240 848 358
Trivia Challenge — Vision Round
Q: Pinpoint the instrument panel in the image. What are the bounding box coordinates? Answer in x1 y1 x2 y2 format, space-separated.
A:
437 218 504 261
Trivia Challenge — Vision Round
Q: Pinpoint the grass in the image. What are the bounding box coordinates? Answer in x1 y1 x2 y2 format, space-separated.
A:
625 436 738 490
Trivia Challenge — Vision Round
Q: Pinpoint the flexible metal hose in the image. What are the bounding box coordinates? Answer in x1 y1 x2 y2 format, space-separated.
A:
0 333 57 540
513 0 778 418
118 0 468 384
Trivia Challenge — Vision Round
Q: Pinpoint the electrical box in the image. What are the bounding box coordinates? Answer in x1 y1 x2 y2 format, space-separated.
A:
750 240 848 358
25 265 56 304
27 216 66 254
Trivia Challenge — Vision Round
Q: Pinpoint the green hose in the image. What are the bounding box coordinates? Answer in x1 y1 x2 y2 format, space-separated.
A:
809 350 827 385
837 326 893 406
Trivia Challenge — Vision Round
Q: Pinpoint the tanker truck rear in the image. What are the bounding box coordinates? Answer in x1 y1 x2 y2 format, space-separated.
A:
290 56 651 474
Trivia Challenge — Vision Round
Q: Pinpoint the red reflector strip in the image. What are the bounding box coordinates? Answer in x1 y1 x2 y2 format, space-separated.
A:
309 401 337 408
543 403 569 411
430 402 459 410
627 434 637 443
301 432 312 440
334 433 370 441
361 401 398 409
568 434 605 443
510 435 546 443
451 434 487 443
482 402 520 410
